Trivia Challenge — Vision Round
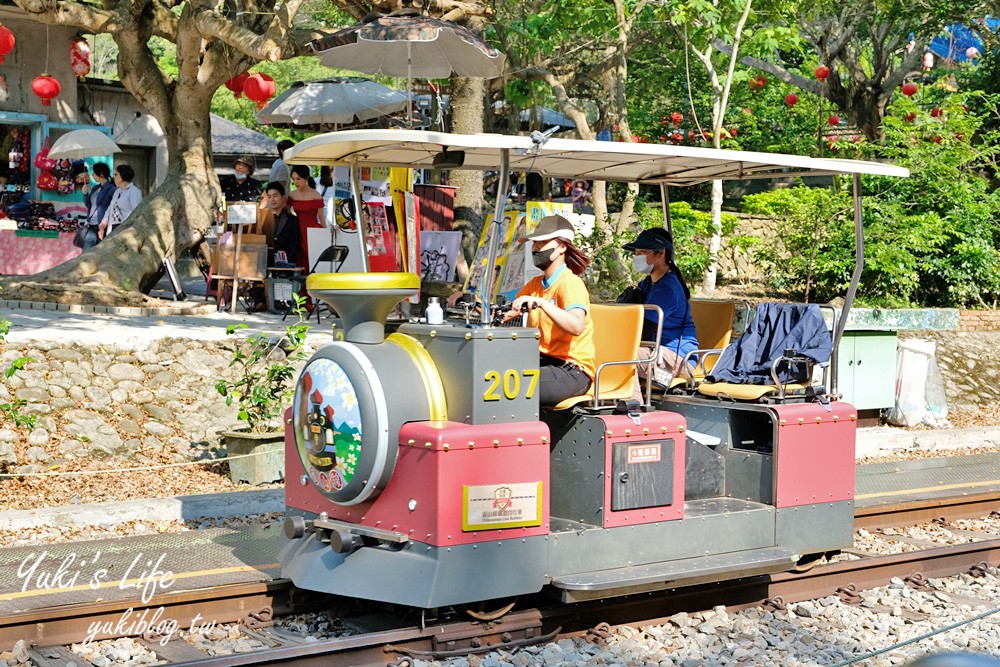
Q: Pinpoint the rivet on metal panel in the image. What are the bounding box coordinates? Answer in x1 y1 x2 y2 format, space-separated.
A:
833 415 840 422
606 430 613 437
797 418 804 424
517 437 524 445
816 417 822 423
425 441 433 448
541 436 548 444
408 439 415 445
300 475 308 486
430 330 437 337
625 429 632 436
512 333 518 340
677 426 685 432
534 332 540 339
443 443 450 451
780 419 786 425
465 332 472 340
643 428 649 435
661 427 667 433
851 414 857 421
493 439 500 447
468 440 475 449
487 333 494 341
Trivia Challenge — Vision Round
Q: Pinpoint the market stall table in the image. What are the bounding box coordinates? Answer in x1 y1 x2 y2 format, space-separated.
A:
0 229 81 276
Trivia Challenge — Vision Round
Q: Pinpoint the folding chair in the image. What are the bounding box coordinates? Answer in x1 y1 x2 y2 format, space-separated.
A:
283 245 349 323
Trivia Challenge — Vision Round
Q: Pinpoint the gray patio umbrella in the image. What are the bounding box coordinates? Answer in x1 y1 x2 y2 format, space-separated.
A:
310 10 505 122
256 77 408 128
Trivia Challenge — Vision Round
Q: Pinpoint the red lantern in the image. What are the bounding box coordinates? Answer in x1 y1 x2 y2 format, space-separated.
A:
31 74 60 107
930 107 943 118
242 73 276 110
828 114 840 126
901 82 918 97
905 112 917 122
0 26 15 65
225 72 250 99
814 65 830 81
70 36 91 80
784 93 799 107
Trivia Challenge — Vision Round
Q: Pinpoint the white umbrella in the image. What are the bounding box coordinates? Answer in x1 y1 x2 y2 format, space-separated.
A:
256 77 408 128
48 129 121 160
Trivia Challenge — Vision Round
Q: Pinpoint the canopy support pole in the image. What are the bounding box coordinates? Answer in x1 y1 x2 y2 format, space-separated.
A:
480 149 510 327
831 173 865 399
660 183 673 258
350 162 369 272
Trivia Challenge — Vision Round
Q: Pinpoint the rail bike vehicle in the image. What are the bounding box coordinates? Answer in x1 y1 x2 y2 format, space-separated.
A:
278 130 908 609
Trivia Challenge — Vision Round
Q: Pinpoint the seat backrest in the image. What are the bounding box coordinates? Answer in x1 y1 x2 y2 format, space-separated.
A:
312 245 349 273
690 299 736 371
590 303 644 401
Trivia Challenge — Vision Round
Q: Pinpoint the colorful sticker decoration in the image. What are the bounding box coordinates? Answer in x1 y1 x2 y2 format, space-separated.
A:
297 359 363 493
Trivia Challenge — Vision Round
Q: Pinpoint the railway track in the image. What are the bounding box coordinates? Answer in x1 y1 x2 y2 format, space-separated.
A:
10 494 1000 667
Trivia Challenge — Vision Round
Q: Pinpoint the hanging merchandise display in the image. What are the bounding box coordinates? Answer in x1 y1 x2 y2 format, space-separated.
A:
0 25 15 65
243 73 276 109
70 36 91 80
32 74 60 106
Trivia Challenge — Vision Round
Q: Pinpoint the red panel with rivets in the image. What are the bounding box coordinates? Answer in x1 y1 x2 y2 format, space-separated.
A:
773 401 856 508
285 417 551 547
599 412 687 528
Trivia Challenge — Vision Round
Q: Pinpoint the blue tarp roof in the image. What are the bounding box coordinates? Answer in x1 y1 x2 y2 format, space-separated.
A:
928 19 1000 62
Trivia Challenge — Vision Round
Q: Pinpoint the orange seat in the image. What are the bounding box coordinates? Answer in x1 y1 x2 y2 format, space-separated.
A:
553 303 644 410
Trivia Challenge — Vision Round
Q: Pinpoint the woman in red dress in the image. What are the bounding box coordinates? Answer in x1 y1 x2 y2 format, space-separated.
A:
288 165 325 271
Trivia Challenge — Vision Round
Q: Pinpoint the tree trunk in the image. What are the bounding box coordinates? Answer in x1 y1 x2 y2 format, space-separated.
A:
450 73 485 281
0 89 220 306
700 178 724 295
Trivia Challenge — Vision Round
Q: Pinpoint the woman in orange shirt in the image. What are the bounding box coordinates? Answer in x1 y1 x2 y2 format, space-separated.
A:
504 215 595 406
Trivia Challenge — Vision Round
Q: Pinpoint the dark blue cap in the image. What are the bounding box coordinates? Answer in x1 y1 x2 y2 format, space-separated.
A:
623 228 673 253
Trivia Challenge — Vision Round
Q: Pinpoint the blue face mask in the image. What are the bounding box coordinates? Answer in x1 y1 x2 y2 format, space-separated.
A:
234 172 247 181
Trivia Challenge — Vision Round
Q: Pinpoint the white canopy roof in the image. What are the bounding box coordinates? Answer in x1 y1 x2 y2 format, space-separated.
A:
284 129 909 186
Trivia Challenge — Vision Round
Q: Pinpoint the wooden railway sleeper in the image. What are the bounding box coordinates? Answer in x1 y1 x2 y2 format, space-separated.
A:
387 626 560 660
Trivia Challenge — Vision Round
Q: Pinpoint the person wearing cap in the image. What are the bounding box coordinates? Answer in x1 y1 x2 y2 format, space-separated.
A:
220 156 263 203
503 214 596 406
621 228 699 385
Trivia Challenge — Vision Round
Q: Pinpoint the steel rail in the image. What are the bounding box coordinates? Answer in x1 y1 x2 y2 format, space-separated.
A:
855 492 1000 530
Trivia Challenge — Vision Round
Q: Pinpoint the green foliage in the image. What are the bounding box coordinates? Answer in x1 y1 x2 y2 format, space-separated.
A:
739 90 1000 308
582 199 739 300
0 315 35 430
215 295 311 433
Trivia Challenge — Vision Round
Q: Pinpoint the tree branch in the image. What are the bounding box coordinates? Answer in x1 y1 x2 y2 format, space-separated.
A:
194 9 286 61
12 0 116 34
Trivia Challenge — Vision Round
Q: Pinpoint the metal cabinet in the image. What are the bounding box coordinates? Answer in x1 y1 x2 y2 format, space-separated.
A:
836 331 897 410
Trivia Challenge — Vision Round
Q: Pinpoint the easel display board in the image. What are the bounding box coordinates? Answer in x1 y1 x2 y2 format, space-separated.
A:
213 243 268 281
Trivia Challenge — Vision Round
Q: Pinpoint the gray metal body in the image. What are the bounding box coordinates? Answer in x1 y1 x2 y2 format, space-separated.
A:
278 519 548 608
397 322 540 424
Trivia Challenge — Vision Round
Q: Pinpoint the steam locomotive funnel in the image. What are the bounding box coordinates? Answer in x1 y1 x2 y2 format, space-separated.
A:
306 273 421 344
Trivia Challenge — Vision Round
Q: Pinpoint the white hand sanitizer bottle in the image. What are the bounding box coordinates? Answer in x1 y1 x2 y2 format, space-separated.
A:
425 296 444 325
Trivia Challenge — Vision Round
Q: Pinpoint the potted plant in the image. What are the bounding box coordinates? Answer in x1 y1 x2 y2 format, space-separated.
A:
216 296 311 484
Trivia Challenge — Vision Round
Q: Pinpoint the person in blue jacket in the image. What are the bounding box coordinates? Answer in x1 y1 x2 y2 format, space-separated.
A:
620 228 699 386
80 162 116 251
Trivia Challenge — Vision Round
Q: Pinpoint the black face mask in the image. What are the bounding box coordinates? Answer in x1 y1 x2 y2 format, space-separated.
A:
532 249 555 270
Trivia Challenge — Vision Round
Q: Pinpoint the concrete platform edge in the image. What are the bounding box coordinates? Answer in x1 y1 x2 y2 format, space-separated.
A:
0 299 216 317
0 488 284 531
856 425 1000 458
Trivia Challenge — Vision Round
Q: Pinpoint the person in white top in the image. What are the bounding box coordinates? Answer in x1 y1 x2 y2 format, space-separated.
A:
99 164 142 239
269 139 294 192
